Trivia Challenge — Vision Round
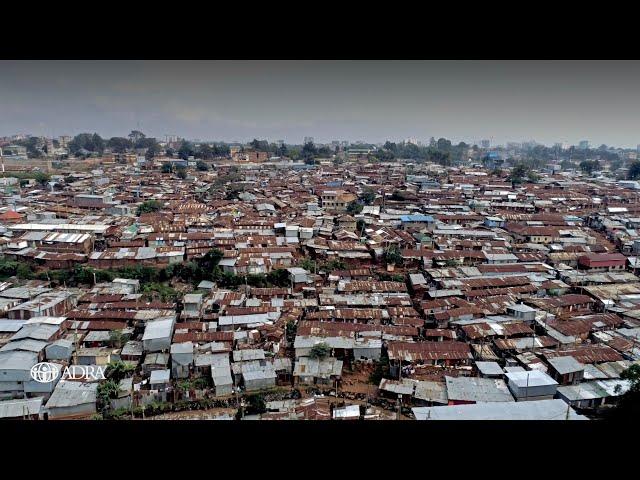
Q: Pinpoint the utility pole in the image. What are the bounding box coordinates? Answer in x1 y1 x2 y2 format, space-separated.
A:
73 325 79 365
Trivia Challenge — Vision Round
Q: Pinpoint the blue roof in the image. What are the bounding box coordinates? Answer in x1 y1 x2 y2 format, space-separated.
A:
400 215 434 223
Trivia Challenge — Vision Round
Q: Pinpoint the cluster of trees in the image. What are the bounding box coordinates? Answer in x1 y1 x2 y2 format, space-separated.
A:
605 364 640 419
309 343 331 359
97 360 136 412
346 201 363 214
249 139 288 157
507 163 539 185
13 136 58 158
300 141 334 163
1 170 50 186
148 249 291 289
67 130 161 159
161 163 187 178
196 160 209 171
68 133 106 156
383 245 404 267
579 159 601 175
628 161 640 180
0 259 34 280
177 141 230 160
374 140 471 166
360 187 377 205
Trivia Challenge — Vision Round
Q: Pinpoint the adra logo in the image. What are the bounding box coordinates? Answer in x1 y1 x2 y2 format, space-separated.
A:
30 362 107 383
30 362 59 383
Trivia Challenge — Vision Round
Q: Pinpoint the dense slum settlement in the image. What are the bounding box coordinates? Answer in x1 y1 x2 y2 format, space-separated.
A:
1 152 640 421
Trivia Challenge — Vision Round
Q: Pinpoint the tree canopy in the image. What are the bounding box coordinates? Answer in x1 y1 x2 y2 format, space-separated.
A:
136 200 163 215
69 133 105 156
579 159 601 175
628 161 640 180
309 343 331 359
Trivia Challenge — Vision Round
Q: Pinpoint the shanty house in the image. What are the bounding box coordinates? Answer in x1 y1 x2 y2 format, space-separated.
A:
505 370 559 401
170 342 194 379
142 316 176 352
44 381 98 419
546 356 585 385
45 339 75 361
293 356 343 386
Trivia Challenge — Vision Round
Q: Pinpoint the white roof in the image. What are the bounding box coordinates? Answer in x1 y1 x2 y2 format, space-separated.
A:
333 404 360 419
505 370 558 388
150 369 171 384
142 317 175 341
547 356 585 375
475 361 504 376
413 399 587 420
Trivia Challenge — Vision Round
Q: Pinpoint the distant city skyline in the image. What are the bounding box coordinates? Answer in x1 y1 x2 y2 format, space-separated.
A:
3 60 640 148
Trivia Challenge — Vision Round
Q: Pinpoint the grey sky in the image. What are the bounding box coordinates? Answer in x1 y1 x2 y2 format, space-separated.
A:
2 60 640 147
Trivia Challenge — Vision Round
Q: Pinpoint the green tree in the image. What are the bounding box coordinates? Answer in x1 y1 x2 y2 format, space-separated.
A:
33 171 51 185
383 245 404 267
369 353 390 385
361 188 377 205
142 282 178 302
145 142 160 160
16 263 33 279
128 130 146 144
266 268 290 287
196 248 223 273
69 133 105 155
620 364 640 392
508 163 529 184
249 139 271 152
301 141 317 160
136 137 159 150
580 159 600 175
607 364 640 419
176 167 188 179
560 159 574 171
136 200 163 215
610 158 623 172
346 201 363 214
106 360 135 382
299 258 317 272
276 143 288 157
285 320 297 343
178 141 194 160
197 144 214 160
309 343 331 359
107 137 133 153
97 379 121 411
196 160 209 171
244 393 267 415
161 163 173 174
109 330 127 348
628 161 640 180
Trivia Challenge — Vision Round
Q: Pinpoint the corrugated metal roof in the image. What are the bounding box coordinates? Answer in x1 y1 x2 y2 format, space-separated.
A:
0 397 43 419
413 399 587 420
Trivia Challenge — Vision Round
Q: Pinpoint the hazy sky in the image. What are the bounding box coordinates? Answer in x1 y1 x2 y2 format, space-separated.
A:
2 60 640 147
